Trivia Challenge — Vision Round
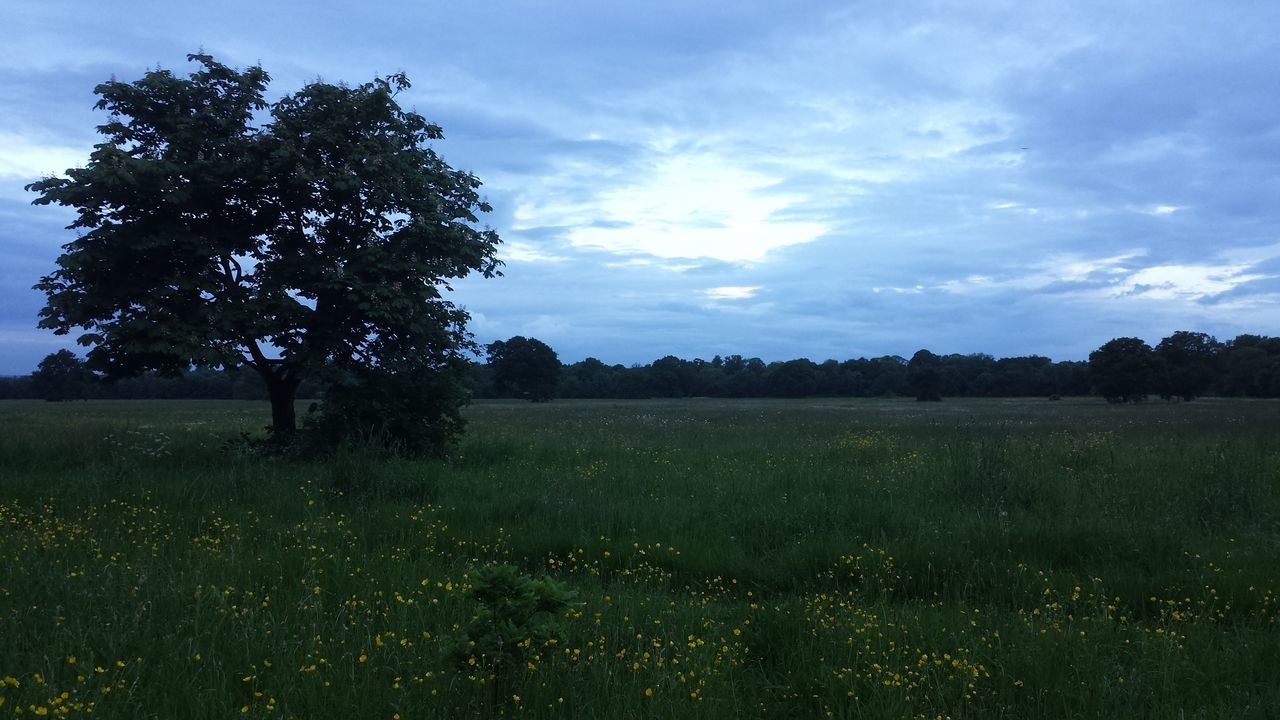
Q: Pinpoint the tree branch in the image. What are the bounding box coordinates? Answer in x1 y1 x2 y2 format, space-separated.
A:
244 340 285 369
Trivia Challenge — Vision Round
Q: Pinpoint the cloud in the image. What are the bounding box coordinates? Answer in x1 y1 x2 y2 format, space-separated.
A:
1112 263 1271 302
501 240 570 264
705 286 762 301
518 152 829 262
924 245 1280 309
0 133 87 181
936 251 1146 295
602 258 702 272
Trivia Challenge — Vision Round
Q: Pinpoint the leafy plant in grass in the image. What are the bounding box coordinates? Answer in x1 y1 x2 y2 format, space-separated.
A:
449 564 578 701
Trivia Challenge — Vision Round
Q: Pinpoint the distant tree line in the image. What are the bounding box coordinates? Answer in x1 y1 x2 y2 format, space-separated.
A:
1088 332 1280 402
473 331 1280 402
472 350 1089 400
0 351 323 401
7 330 1280 403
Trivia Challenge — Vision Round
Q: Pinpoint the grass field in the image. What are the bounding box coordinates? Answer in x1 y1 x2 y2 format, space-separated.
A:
1 397 1278 718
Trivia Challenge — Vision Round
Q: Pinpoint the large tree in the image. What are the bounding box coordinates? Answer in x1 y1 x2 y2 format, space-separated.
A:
1154 330 1221 401
31 350 94 402
1089 337 1157 403
907 349 943 401
486 336 560 402
28 54 501 437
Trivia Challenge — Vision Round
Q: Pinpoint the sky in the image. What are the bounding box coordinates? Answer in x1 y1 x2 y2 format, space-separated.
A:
2 1 1279 374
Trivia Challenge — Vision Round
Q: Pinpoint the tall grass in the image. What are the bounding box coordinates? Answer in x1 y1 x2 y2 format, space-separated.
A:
1 397 1277 718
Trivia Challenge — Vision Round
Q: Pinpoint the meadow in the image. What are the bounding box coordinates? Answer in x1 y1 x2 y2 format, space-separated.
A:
1 397 1277 719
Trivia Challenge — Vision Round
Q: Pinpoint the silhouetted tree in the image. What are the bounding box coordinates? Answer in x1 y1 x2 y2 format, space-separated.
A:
27 53 501 446
487 337 560 401
685 359 727 397
857 356 904 396
908 349 943 401
724 357 768 397
560 358 623 398
1044 360 1091 397
1089 337 1157 402
1155 331 1221 400
1218 339 1275 397
767 359 819 397
31 350 94 401
646 356 690 397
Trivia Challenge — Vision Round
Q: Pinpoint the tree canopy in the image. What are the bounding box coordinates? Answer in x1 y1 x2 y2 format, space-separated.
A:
27 54 501 443
907 349 943 401
486 336 560 402
31 350 94 402
1154 331 1220 401
1089 337 1157 403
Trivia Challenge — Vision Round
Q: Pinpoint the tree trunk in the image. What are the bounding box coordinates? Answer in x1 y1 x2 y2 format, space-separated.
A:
259 368 301 439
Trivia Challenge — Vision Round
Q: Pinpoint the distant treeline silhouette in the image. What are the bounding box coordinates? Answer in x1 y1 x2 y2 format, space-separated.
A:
479 331 1280 401
4 331 1279 402
473 353 1091 399
0 366 324 402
